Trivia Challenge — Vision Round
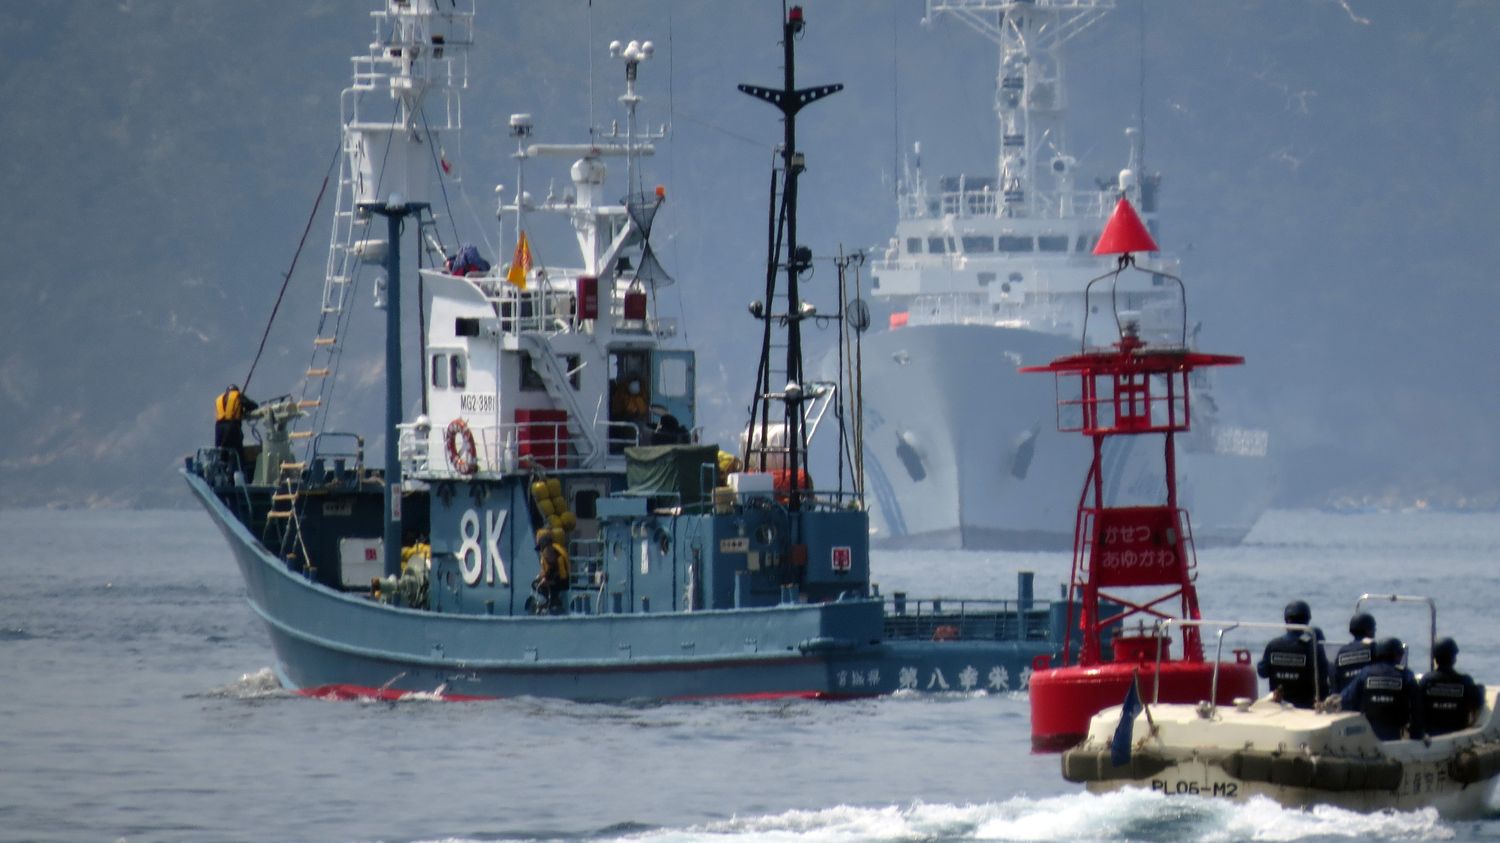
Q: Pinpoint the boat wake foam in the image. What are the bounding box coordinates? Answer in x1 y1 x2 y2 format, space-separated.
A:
193 667 292 701
888 688 1001 702
968 791 1456 842
444 791 1467 843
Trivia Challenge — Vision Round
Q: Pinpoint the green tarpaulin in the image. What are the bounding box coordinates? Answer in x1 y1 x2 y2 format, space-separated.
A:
625 444 719 505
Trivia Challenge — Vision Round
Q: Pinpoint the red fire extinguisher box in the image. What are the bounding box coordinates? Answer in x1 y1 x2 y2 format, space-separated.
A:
623 290 647 320
576 275 598 320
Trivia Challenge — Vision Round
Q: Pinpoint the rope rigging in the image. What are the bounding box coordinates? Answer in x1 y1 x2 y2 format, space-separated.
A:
242 142 340 393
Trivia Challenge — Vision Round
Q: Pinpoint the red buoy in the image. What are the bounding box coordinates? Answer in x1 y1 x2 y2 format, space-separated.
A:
1030 640 1259 752
1022 216 1254 751
1093 197 1159 256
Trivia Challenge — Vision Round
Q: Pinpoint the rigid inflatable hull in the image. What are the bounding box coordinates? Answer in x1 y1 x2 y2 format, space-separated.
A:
1064 691 1500 819
1081 756 1492 817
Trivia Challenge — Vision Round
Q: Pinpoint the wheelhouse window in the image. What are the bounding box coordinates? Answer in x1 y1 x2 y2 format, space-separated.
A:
905 237 922 255
1038 235 1069 253
658 357 689 397
961 235 995 253
431 353 449 389
450 354 467 389
998 236 1035 253
927 236 947 255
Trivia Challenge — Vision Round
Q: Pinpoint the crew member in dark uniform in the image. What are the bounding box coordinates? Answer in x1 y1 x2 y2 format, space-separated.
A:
1332 611 1377 692
1341 637 1423 740
214 384 258 465
650 412 691 445
1257 599 1329 708
1418 637 1485 736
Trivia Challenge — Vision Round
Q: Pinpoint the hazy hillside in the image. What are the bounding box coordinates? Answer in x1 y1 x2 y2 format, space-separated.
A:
1 0 1497 510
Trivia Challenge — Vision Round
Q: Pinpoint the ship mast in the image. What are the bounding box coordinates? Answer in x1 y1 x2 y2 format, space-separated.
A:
925 0 1111 218
739 6 842 511
325 0 472 576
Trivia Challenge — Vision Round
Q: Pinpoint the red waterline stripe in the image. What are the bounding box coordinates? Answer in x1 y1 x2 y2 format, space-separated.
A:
298 684 492 702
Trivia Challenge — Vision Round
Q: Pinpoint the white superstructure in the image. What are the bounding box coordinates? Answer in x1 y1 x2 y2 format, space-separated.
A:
405 38 692 481
850 0 1271 549
273 3 688 488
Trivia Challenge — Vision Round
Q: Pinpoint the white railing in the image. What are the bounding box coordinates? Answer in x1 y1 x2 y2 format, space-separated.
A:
1031 189 1114 221
892 292 1081 335
479 279 584 335
902 293 994 327
399 418 642 478
899 185 1115 222
462 275 676 340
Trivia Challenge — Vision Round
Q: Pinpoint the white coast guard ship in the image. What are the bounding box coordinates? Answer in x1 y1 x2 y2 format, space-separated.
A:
852 0 1271 548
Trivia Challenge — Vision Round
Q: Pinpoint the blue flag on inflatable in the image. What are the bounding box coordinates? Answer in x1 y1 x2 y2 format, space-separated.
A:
1110 675 1144 767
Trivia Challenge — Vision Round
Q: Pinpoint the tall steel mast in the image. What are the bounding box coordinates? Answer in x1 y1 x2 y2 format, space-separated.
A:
739 5 842 510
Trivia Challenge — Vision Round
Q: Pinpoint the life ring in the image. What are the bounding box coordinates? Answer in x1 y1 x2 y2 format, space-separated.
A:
445 418 478 475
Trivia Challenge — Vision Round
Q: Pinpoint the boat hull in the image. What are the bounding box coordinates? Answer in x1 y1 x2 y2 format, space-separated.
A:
1063 691 1500 819
1081 756 1493 817
186 471 1061 700
848 323 1271 550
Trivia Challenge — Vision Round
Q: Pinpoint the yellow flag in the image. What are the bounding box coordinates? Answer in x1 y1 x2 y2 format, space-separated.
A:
506 231 531 290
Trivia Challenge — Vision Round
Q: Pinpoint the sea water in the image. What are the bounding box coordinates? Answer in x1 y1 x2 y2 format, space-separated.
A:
2 508 1499 843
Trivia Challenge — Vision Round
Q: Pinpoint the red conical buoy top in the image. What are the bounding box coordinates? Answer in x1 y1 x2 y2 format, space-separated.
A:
1093 197 1159 256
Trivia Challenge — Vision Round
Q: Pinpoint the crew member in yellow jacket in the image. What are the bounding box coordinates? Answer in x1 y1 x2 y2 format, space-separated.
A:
214 385 259 457
532 528 571 614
